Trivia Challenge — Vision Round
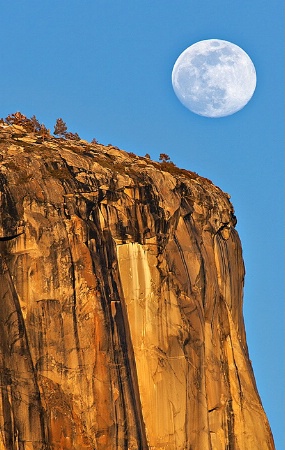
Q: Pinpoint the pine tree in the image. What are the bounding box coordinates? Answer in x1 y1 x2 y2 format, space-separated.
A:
39 124 50 142
5 112 28 126
22 115 41 133
159 153 170 162
4 112 41 133
30 115 41 133
54 118 67 137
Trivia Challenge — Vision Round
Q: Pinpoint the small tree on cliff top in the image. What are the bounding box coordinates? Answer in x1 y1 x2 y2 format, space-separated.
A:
4 112 42 134
38 124 50 142
29 115 41 133
54 118 67 137
5 112 27 125
159 153 170 162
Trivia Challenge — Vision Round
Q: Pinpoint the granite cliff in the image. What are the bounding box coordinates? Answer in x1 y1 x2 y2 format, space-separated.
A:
0 120 274 449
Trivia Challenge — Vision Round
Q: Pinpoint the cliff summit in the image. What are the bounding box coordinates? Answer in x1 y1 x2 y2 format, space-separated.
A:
0 117 274 449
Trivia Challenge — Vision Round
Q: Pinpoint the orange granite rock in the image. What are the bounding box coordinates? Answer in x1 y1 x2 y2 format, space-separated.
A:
0 123 275 449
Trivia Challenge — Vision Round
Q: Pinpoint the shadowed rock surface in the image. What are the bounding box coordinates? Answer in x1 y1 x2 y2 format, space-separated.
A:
0 122 275 449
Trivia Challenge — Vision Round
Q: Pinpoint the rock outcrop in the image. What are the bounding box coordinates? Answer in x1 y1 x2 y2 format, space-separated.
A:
0 122 275 449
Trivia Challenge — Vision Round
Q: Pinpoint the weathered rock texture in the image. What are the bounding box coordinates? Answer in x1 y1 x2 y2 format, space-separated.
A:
0 123 275 449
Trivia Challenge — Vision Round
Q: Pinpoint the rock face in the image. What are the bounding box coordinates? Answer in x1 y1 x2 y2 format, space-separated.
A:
0 123 275 449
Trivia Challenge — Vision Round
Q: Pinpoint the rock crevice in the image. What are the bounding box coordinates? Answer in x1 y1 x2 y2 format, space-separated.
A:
0 124 275 449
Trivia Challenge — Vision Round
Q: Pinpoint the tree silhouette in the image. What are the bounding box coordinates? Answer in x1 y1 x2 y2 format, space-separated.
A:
4 112 42 134
159 153 170 162
30 115 41 133
39 124 50 142
22 115 41 133
5 112 27 125
54 118 67 137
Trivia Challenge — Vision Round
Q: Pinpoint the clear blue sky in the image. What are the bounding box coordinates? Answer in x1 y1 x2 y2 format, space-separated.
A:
0 1 283 447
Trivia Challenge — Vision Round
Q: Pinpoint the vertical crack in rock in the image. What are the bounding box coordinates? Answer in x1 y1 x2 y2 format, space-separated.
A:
0 254 48 449
0 125 275 449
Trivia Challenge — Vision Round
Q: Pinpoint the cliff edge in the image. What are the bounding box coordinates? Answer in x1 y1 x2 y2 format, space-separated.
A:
0 122 274 449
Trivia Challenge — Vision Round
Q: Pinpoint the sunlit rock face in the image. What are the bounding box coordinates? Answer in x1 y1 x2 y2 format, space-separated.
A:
0 123 275 449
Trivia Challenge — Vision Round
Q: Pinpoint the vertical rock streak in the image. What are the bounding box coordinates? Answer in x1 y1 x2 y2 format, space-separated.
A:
0 255 47 449
0 131 275 449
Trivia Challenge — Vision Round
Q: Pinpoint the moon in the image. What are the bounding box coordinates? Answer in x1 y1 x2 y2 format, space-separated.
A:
172 39 256 118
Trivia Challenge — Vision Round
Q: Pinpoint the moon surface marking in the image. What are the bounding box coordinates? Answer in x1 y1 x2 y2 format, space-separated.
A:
172 39 257 118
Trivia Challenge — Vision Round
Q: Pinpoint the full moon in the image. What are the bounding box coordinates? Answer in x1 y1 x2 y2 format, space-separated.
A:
172 39 256 118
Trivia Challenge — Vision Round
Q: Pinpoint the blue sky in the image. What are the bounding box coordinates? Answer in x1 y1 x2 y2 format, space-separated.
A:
0 1 283 447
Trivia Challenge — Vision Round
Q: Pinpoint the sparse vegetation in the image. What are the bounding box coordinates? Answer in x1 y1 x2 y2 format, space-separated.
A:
54 118 68 137
38 124 50 142
0 112 214 187
5 111 28 126
2 112 51 139
64 131 80 141
159 153 170 163
29 115 41 133
0 112 85 143
4 112 41 132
